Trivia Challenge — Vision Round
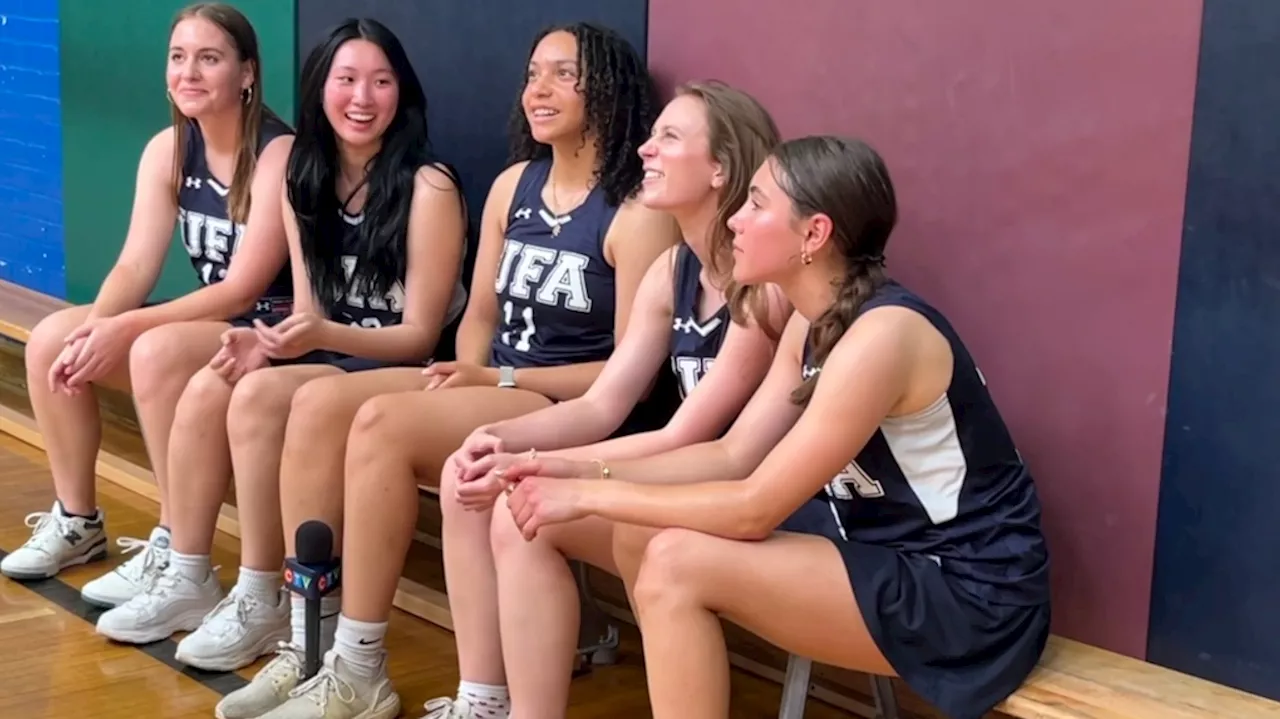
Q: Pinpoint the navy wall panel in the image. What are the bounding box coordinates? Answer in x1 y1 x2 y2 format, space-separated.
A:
1150 0 1280 700
296 0 649 284
0 0 64 297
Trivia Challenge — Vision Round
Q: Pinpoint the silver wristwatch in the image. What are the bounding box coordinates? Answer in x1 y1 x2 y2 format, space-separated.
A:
498 365 516 388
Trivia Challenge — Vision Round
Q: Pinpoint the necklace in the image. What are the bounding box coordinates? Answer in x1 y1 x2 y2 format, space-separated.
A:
547 173 591 237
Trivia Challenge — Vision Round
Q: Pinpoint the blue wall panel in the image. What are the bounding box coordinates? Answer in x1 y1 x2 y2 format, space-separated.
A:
1150 0 1280 700
0 0 64 297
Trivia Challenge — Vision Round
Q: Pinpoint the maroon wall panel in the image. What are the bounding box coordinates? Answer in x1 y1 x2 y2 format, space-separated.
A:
647 0 1202 657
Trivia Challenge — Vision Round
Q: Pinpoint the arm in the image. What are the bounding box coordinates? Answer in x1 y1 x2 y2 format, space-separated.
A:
316 165 466 361
504 200 682 401
118 135 295 331
85 128 182 319
452 162 526 365
569 307 929 540
548 283 793 463
484 246 679 452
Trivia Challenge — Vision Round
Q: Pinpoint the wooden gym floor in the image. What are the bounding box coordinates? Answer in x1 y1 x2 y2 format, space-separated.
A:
0 433 855 718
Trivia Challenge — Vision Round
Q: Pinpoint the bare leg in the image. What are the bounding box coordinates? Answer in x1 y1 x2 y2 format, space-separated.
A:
627 527 894 719
490 498 616 718
341 386 551 686
612 521 662 611
222 364 349 568
166 366 239 555
275 367 427 562
24 305 131 515
128 321 228 528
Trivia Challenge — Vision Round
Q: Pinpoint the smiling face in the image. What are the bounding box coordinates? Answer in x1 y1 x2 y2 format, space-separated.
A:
637 94 722 212
166 16 251 119
323 38 400 150
521 30 587 145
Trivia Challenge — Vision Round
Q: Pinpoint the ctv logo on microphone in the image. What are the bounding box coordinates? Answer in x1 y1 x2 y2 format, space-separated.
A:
284 559 342 600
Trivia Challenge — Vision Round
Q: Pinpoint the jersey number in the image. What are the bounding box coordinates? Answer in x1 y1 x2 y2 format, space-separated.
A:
825 461 885 500
501 301 537 352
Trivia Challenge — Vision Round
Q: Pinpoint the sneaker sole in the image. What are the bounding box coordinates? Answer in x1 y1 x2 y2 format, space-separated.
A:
0 544 108 581
359 695 401 719
96 607 210 645
176 625 291 672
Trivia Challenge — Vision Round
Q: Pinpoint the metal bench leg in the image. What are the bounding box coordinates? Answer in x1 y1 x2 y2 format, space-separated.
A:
778 654 811 719
869 675 899 719
572 560 619 667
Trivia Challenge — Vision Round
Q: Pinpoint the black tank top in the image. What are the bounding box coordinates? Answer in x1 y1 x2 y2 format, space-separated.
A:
178 114 293 314
325 207 468 333
668 246 729 398
801 281 1050 607
489 159 619 369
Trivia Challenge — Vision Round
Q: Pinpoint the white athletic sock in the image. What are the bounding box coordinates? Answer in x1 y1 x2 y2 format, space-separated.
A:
168 550 210 582
289 592 341 650
332 614 385 679
458 681 510 717
236 566 281 604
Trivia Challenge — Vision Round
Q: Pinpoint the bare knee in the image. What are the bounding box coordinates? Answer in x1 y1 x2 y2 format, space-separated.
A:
344 395 402 482
25 307 86 374
227 370 295 445
287 375 356 440
129 326 201 403
632 528 707 609
177 367 234 424
487 499 527 558
612 522 661 572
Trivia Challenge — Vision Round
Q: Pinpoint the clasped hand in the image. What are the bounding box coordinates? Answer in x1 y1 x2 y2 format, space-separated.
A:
49 315 139 395
209 312 326 383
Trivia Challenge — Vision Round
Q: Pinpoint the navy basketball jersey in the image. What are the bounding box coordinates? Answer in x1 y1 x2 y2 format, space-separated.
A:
177 115 293 313
490 159 618 368
668 245 729 398
801 281 1049 606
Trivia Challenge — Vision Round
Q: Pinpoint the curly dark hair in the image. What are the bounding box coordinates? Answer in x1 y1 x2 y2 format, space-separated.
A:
507 22 658 207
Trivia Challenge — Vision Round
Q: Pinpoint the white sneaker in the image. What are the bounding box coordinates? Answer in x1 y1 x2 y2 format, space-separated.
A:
175 585 290 671
215 643 306 719
80 526 172 608
95 564 222 644
257 650 400 719
421 697 488 718
0 502 107 580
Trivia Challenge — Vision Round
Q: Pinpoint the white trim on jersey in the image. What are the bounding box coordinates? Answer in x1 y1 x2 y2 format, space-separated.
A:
880 392 966 525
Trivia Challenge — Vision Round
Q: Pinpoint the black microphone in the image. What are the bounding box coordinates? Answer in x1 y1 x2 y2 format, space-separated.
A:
285 520 341 680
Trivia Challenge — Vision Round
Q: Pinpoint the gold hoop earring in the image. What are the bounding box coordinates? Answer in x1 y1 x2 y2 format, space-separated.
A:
801 250 813 265
242 86 253 105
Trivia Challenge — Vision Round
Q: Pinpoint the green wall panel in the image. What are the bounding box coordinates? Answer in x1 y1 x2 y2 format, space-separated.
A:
59 0 297 304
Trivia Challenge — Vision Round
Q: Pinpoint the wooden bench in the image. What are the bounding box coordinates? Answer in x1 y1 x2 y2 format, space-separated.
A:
0 278 69 344
782 636 1280 718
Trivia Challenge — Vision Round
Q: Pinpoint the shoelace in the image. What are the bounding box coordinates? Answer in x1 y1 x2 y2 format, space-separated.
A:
422 697 472 718
262 643 304 686
202 590 260 636
112 537 166 583
21 511 72 552
288 664 356 713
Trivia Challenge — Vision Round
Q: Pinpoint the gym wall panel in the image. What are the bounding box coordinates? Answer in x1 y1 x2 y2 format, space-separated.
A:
0 0 65 297
1150 0 1280 701
647 0 1202 658
59 0 297 305
295 0 650 271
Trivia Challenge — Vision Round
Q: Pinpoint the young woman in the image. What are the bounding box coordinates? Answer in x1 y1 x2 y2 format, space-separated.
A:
496 136 1052 719
0 2 294 601
91 17 470 667
425 81 788 718
240 22 680 719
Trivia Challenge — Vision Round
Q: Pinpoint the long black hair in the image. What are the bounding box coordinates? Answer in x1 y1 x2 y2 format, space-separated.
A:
288 18 451 308
507 22 657 207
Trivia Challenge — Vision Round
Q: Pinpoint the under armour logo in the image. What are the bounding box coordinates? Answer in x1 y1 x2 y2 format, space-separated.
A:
185 176 202 189
513 207 532 220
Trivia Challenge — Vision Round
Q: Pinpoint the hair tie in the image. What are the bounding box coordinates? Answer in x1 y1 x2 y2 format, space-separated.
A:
857 254 886 267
